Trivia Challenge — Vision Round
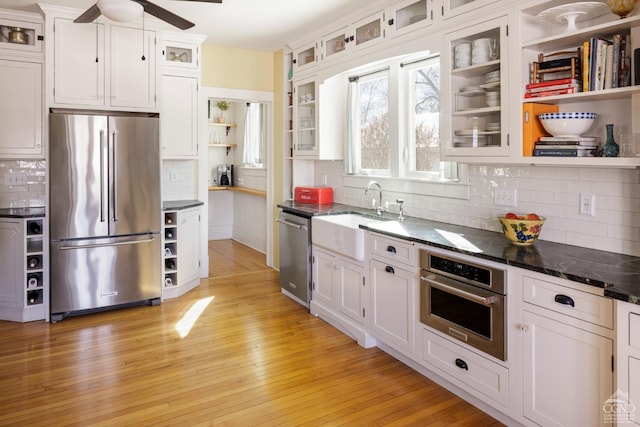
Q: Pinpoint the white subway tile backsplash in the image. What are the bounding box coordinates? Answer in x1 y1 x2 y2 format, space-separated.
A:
0 160 46 208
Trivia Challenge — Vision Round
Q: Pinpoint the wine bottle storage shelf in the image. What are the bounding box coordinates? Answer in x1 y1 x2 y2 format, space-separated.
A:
25 218 44 307
163 210 179 287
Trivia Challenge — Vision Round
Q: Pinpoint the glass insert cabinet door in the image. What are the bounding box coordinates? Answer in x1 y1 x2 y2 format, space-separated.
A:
164 40 198 69
442 0 500 19
442 15 509 159
0 16 43 54
293 79 318 158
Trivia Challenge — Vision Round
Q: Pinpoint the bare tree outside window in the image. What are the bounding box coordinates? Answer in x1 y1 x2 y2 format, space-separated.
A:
411 60 441 173
359 75 389 171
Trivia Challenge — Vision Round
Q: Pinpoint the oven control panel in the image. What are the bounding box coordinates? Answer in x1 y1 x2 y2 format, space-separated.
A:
420 250 506 294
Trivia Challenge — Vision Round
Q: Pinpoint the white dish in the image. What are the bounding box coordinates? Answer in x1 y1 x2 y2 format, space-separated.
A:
479 81 500 90
536 2 609 32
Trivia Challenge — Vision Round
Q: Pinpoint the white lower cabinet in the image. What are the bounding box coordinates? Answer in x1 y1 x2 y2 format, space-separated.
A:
369 258 417 355
616 300 640 426
310 246 374 347
421 328 509 407
520 273 615 427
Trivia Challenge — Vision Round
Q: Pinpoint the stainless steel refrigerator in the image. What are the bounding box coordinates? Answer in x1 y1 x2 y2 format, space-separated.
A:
49 110 162 322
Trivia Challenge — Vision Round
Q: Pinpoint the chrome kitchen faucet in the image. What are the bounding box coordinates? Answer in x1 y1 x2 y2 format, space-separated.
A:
365 181 385 216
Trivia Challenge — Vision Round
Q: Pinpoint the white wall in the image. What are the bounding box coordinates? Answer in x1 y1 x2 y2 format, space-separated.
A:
316 160 640 257
162 160 197 201
232 192 267 253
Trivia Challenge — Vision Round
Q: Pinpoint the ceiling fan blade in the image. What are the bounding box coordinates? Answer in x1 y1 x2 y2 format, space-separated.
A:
172 0 222 3
74 4 102 23
138 0 195 30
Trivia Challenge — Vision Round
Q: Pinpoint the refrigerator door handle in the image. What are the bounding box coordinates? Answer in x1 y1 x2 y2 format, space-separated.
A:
99 129 106 223
111 129 119 222
58 236 155 250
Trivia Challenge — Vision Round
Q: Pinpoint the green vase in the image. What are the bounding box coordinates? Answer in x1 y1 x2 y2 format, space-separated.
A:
603 124 619 157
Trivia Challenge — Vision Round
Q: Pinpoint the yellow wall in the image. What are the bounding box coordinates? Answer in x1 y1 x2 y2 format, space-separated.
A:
201 44 274 91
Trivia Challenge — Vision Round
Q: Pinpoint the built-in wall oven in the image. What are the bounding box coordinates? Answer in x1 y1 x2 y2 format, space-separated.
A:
419 249 507 361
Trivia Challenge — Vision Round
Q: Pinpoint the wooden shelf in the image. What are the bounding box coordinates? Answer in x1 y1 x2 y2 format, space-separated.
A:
209 143 237 155
208 186 267 198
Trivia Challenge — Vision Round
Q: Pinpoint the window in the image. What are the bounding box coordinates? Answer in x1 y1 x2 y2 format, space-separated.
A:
242 102 265 168
346 54 459 182
358 71 389 174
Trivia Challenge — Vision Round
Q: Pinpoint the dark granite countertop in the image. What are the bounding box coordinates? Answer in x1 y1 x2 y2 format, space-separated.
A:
0 207 45 218
162 200 204 211
278 201 640 305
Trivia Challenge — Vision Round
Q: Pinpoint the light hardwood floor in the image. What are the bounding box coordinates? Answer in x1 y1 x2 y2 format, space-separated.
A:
0 240 503 426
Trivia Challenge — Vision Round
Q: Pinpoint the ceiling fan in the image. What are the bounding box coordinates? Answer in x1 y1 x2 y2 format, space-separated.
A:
74 0 222 30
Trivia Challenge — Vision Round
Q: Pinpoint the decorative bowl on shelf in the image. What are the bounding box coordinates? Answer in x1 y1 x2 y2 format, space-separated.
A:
538 112 597 138
498 214 546 245
607 0 638 18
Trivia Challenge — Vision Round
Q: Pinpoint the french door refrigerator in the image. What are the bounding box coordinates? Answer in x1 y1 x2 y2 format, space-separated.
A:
49 110 162 322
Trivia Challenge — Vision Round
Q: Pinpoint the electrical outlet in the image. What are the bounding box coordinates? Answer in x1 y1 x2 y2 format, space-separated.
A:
580 193 595 216
5 173 26 185
170 171 178 182
494 188 517 207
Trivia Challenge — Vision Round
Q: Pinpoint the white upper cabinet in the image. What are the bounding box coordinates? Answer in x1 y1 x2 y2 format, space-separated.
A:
352 10 386 51
161 74 199 158
41 6 159 111
163 39 199 71
441 0 501 21
0 9 44 57
0 60 43 157
293 41 318 74
387 0 434 39
109 25 157 110
441 15 510 159
321 27 350 62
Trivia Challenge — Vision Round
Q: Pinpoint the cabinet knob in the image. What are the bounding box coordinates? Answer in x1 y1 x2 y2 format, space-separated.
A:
386 245 396 253
388 18 394 25
385 265 395 274
455 358 468 370
554 294 575 307
519 323 530 332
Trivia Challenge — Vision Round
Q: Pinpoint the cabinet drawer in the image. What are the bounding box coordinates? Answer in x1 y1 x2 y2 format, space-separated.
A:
369 233 416 266
631 313 640 351
421 328 508 406
523 276 613 329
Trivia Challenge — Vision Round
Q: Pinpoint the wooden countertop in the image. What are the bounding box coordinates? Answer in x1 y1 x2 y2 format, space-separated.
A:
208 186 266 198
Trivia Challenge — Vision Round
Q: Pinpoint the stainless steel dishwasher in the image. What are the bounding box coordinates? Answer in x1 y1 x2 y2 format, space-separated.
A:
277 210 311 308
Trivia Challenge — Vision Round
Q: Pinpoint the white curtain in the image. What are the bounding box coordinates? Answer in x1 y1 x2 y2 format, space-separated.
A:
344 79 361 175
242 103 262 167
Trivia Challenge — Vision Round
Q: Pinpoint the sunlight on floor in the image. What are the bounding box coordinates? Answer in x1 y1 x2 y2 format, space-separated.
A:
175 296 214 338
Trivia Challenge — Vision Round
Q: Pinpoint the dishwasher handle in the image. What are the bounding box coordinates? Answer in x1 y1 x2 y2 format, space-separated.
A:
277 218 308 232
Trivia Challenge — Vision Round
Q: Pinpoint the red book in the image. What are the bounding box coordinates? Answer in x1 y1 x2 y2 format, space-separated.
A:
526 78 580 89
527 83 581 93
524 87 578 98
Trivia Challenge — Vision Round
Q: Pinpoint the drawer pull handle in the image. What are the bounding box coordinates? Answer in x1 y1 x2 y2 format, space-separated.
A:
554 294 575 307
385 266 395 274
387 245 396 253
455 358 468 371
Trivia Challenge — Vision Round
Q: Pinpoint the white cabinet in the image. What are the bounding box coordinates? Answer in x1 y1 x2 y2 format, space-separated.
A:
293 41 319 74
0 59 43 157
312 246 366 324
45 13 158 110
0 217 45 322
442 15 509 159
616 300 640 426
310 245 374 347
162 38 200 71
386 0 433 39
161 74 199 158
0 9 44 57
369 258 417 355
163 207 201 299
293 78 318 158
441 0 501 21
520 274 614 427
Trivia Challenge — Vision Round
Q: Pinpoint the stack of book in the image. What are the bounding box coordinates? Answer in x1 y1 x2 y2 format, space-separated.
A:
524 78 581 98
533 136 599 157
582 34 632 91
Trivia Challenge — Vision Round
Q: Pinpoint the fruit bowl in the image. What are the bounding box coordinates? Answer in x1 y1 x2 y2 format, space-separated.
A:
497 214 546 245
538 112 597 138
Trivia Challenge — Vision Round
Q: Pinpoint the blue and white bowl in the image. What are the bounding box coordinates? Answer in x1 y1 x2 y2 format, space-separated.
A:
538 112 597 138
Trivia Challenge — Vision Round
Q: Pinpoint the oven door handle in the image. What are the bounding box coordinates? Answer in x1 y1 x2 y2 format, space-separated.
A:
420 275 498 305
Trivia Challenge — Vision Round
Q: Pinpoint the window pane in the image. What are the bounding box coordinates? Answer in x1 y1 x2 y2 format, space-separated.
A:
411 60 440 173
359 75 389 171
